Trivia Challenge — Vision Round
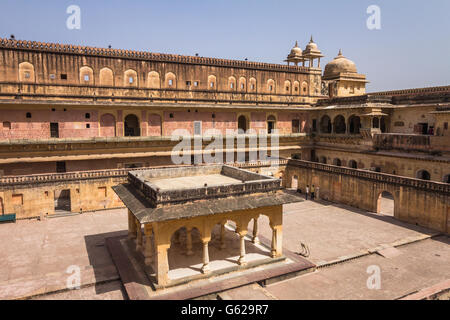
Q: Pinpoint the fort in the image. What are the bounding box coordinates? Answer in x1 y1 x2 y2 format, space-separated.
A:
0 35 448 299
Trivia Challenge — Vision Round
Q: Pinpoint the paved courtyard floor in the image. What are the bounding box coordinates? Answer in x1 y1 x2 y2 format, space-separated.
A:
0 195 448 300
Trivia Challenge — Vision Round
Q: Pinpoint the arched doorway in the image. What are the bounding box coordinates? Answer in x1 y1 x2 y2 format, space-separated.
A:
320 115 331 133
348 160 357 168
380 117 387 133
291 175 298 190
237 115 248 133
372 117 380 129
54 189 71 213
267 115 276 134
320 156 327 164
348 115 361 134
124 114 140 137
377 191 394 216
167 227 204 280
416 170 431 180
333 158 341 166
333 115 346 134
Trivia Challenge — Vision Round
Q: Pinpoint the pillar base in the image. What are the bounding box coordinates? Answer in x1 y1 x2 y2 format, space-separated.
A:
251 236 260 244
237 256 247 266
201 264 210 274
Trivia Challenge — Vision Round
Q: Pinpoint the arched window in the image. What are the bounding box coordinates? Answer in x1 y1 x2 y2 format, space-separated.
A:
239 77 246 91
267 115 276 134
301 81 308 95
348 115 361 134
320 156 327 164
333 115 346 134
99 67 114 86
124 69 137 86
165 72 176 88
293 81 300 95
19 62 35 82
237 115 248 133
208 75 217 90
333 158 342 166
320 115 332 133
147 71 160 89
124 114 140 137
267 79 275 93
79 66 94 84
348 160 357 168
416 170 430 180
228 76 236 91
249 78 257 92
284 80 291 94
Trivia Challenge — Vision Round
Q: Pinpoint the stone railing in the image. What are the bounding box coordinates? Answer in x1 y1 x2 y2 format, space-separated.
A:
0 160 288 187
0 82 312 106
0 38 309 73
287 159 450 194
314 134 365 144
369 85 450 97
373 133 432 152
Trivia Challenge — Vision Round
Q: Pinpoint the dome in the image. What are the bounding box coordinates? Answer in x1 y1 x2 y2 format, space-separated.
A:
289 41 302 57
323 50 357 78
304 36 319 52
305 42 318 51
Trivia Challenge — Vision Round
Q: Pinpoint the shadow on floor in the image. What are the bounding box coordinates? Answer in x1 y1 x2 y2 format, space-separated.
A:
84 230 128 296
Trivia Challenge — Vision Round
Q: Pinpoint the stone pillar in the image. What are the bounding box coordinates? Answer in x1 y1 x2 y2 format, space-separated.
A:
251 218 259 244
144 226 153 266
136 219 143 252
270 226 283 258
186 228 194 256
128 210 137 240
201 240 210 274
155 243 170 286
220 223 226 249
270 205 283 258
237 228 248 266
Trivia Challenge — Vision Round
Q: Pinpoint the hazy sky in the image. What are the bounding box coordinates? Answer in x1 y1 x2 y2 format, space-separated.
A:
1 0 449 92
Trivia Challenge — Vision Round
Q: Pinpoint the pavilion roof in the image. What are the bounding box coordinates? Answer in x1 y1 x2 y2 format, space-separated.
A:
112 183 303 224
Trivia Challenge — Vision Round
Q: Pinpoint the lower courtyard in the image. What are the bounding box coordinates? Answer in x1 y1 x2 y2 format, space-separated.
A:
0 196 448 300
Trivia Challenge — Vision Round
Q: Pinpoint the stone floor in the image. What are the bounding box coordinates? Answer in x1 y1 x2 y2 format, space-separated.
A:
0 195 448 300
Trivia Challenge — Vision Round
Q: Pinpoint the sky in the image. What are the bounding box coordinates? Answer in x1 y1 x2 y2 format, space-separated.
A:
0 0 449 92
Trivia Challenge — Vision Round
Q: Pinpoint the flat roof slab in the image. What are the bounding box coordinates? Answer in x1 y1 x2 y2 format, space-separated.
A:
150 174 241 191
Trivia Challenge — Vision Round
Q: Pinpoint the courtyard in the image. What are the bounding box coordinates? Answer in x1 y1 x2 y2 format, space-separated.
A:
0 195 448 300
